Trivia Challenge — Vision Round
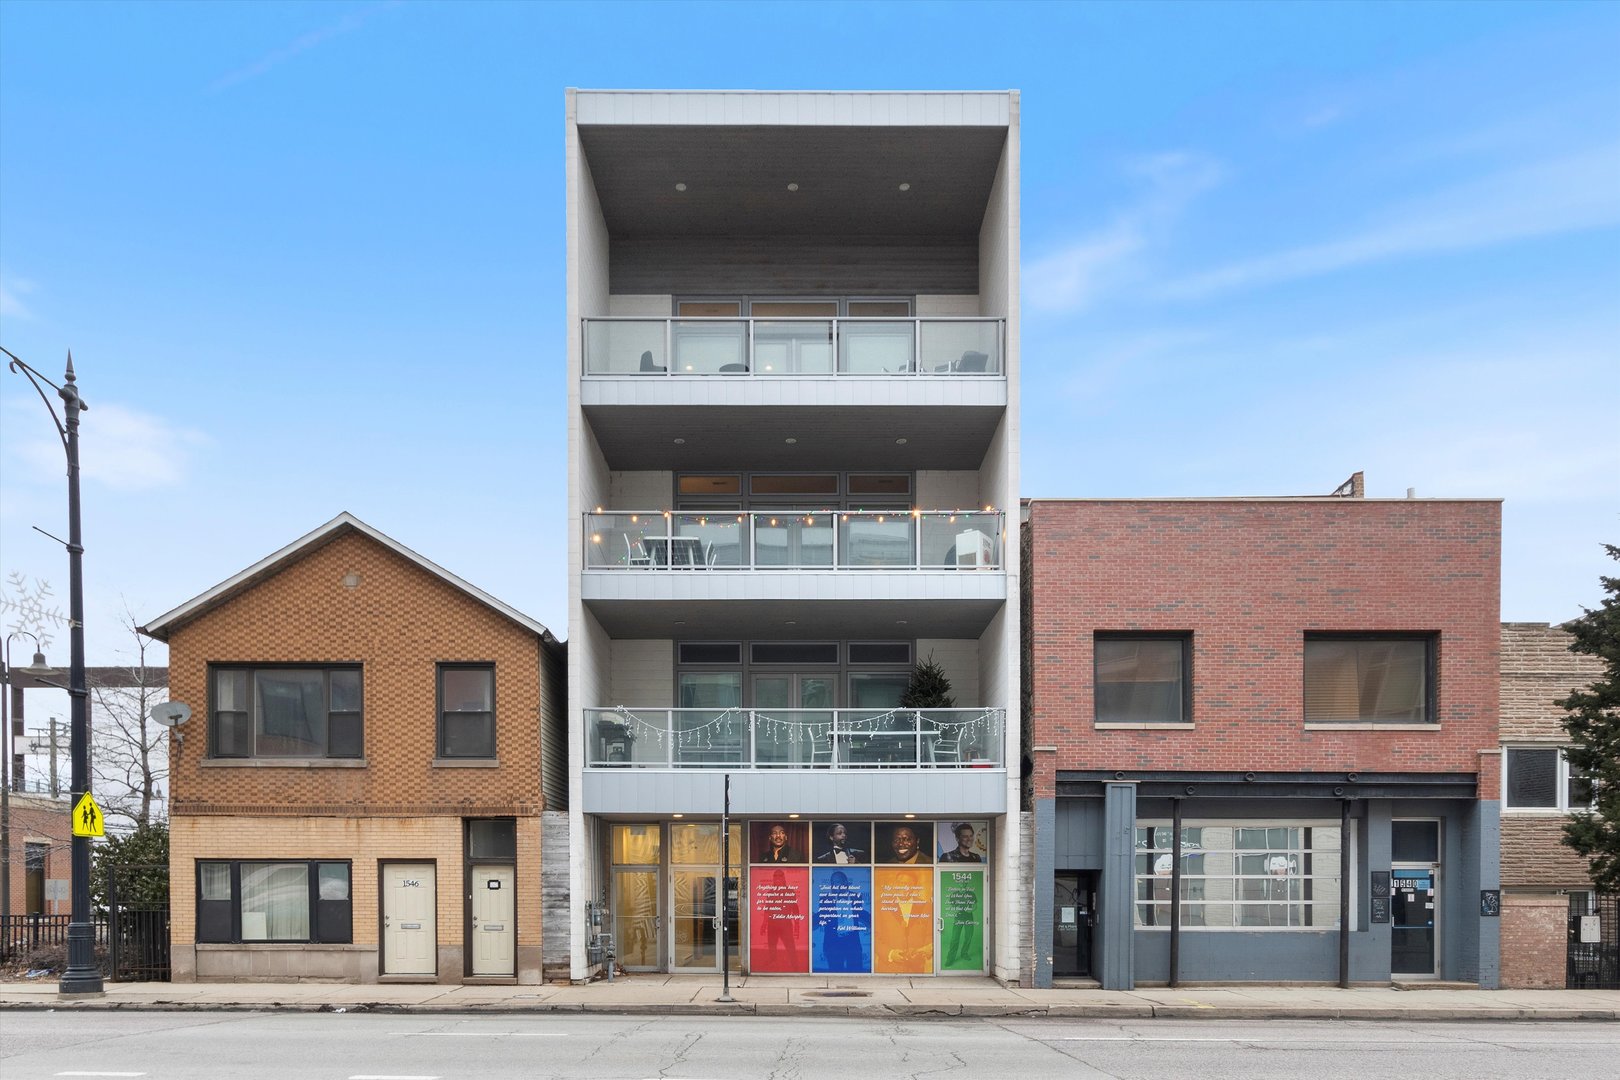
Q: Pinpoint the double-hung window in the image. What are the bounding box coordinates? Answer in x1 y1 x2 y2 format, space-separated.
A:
1303 634 1435 724
196 859 352 943
210 665 363 758
1503 748 1597 812
438 664 496 759
1095 633 1191 725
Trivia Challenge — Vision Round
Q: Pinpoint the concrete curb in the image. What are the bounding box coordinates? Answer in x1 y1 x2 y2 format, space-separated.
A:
2 998 1617 1021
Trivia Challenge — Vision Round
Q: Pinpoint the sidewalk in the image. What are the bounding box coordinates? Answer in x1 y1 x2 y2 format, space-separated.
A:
2 974 1617 1020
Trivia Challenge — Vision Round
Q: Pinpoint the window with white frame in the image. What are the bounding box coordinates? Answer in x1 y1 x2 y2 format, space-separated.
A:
1134 822 1345 929
1503 747 1597 812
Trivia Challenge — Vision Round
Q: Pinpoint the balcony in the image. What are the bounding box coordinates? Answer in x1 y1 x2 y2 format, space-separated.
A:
586 706 1005 770
586 510 1003 571
584 317 1003 377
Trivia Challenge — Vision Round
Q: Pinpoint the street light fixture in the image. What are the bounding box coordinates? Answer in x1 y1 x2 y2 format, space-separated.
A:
2 631 53 935
2 346 104 995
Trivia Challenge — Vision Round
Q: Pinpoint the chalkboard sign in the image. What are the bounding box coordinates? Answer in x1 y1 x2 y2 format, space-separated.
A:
1370 871 1391 898
1370 897 1390 924
1480 889 1500 917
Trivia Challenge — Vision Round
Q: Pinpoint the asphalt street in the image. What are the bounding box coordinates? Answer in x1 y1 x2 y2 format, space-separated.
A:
4 1011 1619 1080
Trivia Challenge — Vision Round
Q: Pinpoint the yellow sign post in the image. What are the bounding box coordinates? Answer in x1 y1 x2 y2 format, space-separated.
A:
72 792 105 838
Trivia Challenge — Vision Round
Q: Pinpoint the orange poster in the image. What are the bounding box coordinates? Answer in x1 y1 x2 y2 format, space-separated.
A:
872 867 934 973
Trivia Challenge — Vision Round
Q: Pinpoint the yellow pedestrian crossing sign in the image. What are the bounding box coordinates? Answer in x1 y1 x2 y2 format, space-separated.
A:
72 793 105 838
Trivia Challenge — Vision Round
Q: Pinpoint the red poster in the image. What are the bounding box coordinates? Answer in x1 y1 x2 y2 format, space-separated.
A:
750 866 809 973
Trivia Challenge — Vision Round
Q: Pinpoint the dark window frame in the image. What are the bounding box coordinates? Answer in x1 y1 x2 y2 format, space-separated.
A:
208 663 364 759
195 858 353 944
437 662 497 759
1093 632 1193 725
1302 632 1437 725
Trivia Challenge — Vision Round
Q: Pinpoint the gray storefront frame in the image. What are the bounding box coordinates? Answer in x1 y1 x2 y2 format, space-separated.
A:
1032 772 1499 990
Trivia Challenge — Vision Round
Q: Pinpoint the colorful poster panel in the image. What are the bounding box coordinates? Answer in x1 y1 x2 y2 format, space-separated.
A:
874 821 933 865
873 867 935 973
749 866 809 972
751 820 808 864
938 869 985 971
811 865 871 973
810 821 871 865
936 820 989 863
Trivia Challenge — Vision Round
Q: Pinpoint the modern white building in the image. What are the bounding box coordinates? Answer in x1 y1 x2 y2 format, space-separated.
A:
564 89 1021 982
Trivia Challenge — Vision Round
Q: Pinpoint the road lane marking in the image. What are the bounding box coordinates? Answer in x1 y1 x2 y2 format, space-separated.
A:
1057 1037 1237 1042
57 1073 146 1077
348 1075 441 1079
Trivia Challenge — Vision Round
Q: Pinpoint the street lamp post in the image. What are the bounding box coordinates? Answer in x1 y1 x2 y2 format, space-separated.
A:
2 631 53 935
3 347 103 995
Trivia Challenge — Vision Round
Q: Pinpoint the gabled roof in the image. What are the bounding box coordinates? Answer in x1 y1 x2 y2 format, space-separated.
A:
140 512 558 645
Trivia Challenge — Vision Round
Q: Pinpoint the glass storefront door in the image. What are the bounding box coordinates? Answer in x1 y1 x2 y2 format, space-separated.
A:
670 822 743 972
1391 867 1439 977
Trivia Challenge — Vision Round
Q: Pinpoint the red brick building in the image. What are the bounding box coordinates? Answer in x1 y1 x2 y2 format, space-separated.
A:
3 792 71 919
1498 622 1604 988
143 514 565 983
1025 488 1502 988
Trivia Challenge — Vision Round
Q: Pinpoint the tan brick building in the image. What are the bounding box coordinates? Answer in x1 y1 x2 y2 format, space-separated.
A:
1498 622 1604 988
143 514 564 983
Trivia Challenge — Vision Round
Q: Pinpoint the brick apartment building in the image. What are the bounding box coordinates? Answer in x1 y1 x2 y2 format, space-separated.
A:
1025 487 1503 988
2 792 71 919
1498 621 1605 988
142 514 565 983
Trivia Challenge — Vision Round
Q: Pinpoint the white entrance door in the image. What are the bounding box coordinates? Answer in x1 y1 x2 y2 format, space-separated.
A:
383 862 437 975
471 864 516 976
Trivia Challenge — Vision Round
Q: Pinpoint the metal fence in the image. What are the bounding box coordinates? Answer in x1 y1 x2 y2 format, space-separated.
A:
1568 892 1619 990
1 913 109 963
107 863 170 981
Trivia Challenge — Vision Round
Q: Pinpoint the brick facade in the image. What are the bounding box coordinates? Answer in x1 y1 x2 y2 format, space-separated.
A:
1496 622 1604 988
1028 498 1502 793
1499 894 1568 989
2 792 71 918
153 521 559 983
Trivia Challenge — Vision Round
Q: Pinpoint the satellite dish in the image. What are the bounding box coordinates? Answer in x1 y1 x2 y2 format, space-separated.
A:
150 702 192 728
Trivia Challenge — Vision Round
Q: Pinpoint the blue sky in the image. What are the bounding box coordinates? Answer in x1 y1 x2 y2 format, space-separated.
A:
2 0 1617 675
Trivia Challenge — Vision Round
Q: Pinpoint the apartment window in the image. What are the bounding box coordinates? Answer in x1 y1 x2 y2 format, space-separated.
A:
1504 748 1597 811
1303 635 1435 723
438 664 495 759
1095 634 1190 725
1135 823 1344 929
210 666 363 758
196 860 352 943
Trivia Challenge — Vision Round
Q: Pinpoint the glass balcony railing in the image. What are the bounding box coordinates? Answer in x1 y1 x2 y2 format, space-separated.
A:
585 707 1005 769
583 317 1004 377
584 510 1004 570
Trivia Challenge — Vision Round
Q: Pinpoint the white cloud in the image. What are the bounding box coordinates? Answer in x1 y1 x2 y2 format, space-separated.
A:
1025 152 1224 313
1162 143 1620 299
209 1 399 92
0 273 35 319
14 401 209 492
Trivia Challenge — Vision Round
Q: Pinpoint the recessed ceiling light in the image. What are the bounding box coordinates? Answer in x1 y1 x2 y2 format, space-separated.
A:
785 437 797 444
673 813 684 818
789 813 800 819
787 182 799 192
904 813 916 819
785 620 796 626
674 437 686 444
898 182 911 192
675 182 687 192
895 437 908 445
896 620 908 626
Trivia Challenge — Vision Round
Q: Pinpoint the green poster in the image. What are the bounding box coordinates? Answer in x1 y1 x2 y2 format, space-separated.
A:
938 869 983 971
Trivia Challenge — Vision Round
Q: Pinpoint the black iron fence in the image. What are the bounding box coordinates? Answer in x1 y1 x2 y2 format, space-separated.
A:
1568 893 1619 990
107 863 170 981
1 913 109 963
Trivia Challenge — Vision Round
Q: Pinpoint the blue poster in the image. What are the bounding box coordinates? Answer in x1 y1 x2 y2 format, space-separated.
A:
811 866 872 973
